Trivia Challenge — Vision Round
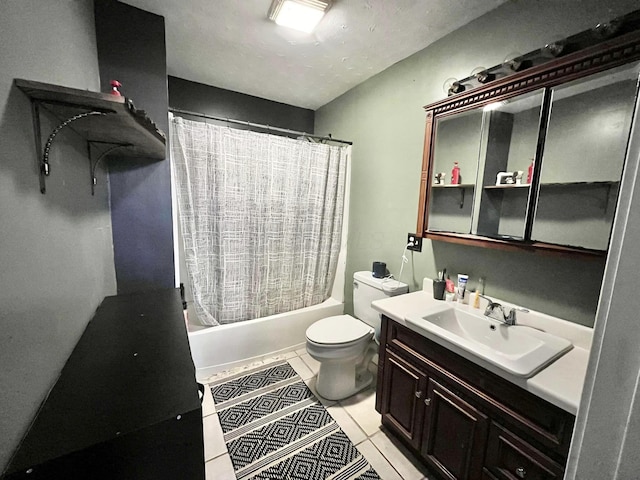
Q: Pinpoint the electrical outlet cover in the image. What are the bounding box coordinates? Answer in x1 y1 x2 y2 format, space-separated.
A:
407 233 423 252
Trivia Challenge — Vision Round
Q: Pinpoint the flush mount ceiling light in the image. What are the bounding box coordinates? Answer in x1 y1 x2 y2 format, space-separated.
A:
268 0 332 34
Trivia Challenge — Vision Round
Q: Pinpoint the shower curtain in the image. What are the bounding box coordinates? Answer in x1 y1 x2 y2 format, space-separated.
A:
170 116 349 326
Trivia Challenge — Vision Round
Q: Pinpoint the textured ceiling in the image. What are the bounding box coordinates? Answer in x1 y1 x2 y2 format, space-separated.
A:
121 0 507 110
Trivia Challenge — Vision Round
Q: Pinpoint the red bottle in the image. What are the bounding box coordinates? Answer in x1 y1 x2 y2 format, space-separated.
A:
527 159 534 184
451 162 460 185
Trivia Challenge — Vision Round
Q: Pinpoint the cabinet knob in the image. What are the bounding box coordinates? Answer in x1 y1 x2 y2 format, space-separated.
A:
515 467 526 478
415 390 423 398
424 398 431 406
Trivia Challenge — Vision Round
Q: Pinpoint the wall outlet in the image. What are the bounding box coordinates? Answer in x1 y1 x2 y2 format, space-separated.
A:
407 233 423 252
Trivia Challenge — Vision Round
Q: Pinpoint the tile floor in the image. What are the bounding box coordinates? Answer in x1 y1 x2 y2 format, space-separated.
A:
200 348 433 480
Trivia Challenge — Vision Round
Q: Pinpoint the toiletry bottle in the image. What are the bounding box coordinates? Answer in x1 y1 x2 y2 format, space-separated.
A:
472 290 480 309
527 159 534 184
451 162 460 185
457 274 468 303
445 275 455 294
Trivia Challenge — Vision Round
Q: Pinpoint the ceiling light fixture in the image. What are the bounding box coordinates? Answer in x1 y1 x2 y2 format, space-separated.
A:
268 0 332 34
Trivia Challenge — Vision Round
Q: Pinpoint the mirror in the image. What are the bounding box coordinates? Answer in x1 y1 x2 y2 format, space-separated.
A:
427 108 483 234
532 62 640 250
472 90 545 240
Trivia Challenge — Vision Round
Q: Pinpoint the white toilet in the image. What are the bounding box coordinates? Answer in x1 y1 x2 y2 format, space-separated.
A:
305 271 408 400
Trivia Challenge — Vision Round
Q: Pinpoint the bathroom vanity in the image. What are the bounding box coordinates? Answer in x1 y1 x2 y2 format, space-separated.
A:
372 289 591 480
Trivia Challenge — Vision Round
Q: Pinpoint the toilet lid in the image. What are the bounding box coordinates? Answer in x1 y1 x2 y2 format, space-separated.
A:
306 315 373 345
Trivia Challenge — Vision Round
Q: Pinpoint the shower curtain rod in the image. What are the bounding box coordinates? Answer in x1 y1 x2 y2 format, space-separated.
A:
169 107 353 145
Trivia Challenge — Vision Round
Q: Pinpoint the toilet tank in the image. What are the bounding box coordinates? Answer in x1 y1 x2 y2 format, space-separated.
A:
353 271 408 336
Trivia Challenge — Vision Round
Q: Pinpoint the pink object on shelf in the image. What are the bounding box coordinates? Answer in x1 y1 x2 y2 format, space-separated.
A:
527 159 534 184
110 80 122 96
451 162 460 185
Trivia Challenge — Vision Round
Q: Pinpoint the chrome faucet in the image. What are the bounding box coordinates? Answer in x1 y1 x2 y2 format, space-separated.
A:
478 294 528 326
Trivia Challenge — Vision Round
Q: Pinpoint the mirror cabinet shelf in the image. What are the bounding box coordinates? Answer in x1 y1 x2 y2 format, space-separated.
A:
417 25 640 257
484 181 618 190
425 231 607 258
483 184 530 190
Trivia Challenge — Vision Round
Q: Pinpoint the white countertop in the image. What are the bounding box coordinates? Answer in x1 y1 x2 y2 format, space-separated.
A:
372 287 592 415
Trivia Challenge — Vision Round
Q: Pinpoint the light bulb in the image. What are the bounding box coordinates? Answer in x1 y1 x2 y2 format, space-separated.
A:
442 77 464 96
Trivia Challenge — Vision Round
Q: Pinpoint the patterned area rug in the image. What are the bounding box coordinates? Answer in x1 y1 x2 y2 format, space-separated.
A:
210 361 381 480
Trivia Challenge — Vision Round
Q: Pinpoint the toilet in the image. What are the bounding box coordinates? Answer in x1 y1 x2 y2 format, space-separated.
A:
305 271 408 400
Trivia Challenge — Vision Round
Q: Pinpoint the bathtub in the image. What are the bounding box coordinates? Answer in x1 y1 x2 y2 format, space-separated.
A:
174 143 352 381
187 297 344 380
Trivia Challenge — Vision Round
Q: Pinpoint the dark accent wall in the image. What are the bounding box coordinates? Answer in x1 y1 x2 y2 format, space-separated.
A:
168 76 314 134
94 0 174 293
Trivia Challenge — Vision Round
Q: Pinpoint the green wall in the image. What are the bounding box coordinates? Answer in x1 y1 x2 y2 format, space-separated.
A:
315 0 639 326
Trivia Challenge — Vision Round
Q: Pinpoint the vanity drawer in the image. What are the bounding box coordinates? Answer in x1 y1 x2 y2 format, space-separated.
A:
383 316 574 459
484 422 564 480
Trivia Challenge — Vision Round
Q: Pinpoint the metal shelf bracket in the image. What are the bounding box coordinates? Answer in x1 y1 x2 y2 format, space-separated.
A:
31 100 109 194
88 142 132 195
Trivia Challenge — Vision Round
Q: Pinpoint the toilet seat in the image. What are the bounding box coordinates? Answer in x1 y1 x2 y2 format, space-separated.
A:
305 315 373 345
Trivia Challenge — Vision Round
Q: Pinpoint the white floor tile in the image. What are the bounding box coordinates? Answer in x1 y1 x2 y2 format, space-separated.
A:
299 352 321 375
203 414 227 461
356 440 403 480
205 453 235 480
303 375 337 407
339 386 381 436
326 404 367 446
370 430 431 480
288 356 315 380
201 384 216 417
295 346 308 356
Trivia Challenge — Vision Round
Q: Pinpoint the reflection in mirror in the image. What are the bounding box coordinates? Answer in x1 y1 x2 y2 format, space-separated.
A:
427 109 483 234
532 61 640 250
473 90 545 240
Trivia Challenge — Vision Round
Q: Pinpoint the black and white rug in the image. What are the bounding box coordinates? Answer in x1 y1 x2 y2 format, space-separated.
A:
210 360 381 480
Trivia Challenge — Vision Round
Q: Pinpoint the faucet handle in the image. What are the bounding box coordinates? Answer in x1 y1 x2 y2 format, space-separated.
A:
503 306 529 325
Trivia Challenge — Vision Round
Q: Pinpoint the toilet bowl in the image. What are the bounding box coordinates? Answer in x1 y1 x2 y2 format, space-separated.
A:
306 314 376 400
305 271 408 400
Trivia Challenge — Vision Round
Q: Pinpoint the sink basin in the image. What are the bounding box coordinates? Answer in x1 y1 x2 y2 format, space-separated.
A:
405 303 573 378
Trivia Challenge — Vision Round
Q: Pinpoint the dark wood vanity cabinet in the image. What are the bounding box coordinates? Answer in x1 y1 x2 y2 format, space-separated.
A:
379 350 427 449
420 376 489 479
376 316 574 480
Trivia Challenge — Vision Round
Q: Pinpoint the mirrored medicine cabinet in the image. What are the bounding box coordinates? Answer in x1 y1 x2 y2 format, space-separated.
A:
417 28 640 257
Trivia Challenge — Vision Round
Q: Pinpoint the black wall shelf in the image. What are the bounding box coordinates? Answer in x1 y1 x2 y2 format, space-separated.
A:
15 79 166 194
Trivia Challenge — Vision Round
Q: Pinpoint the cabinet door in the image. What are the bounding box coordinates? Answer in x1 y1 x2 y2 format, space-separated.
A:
484 421 564 480
473 89 545 241
427 108 484 234
380 350 427 450
531 61 640 250
421 377 489 480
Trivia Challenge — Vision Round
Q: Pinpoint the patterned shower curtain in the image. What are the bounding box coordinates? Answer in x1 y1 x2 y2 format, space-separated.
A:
170 116 349 326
